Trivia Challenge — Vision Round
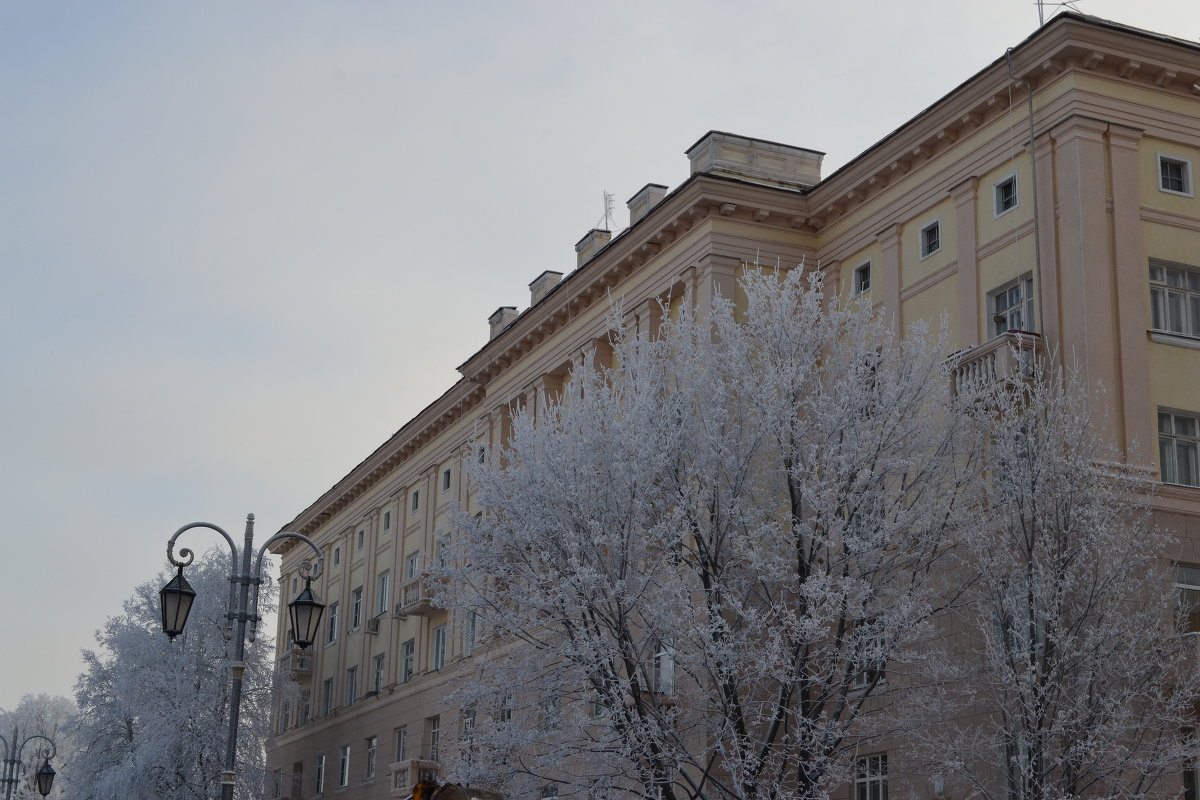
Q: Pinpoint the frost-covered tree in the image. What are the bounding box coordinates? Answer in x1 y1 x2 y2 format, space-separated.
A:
0 693 76 800
439 267 976 800
922 363 1200 800
72 552 276 800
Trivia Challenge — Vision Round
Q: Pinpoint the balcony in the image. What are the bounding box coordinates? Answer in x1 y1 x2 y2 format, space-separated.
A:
278 648 313 686
396 574 441 618
389 759 439 796
949 331 1043 397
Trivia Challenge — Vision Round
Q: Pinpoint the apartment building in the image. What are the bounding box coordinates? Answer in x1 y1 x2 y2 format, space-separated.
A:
266 13 1200 799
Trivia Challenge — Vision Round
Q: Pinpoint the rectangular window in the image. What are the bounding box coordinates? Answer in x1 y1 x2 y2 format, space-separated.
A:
406 551 421 580
855 754 888 800
291 575 298 596
365 736 377 780
442 468 452 492
853 261 871 295
372 653 385 693
920 220 941 258
383 510 391 531
853 623 887 689
427 716 441 761
326 602 339 644
376 571 391 615
990 274 1035 336
299 690 310 725
497 693 513 725
411 489 420 513
464 610 478 653
402 638 416 683
1176 565 1200 633
394 726 408 762
650 639 675 694
1150 262 1200 338
994 174 1018 215
357 528 365 550
351 587 363 629
462 706 476 740
431 625 448 670
332 546 341 566
1160 154 1193 195
345 666 358 706
1161 410 1200 487
315 754 325 794
338 745 350 788
322 678 334 715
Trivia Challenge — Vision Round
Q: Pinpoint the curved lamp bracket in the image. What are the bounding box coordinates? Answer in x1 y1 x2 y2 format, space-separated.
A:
247 532 324 642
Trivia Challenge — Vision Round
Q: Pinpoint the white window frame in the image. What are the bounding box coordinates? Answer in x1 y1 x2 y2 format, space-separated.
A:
332 545 341 567
322 677 334 715
350 587 363 629
1159 153 1194 197
1150 261 1200 341
394 726 408 762
919 219 941 259
338 745 350 788
315 754 326 794
427 716 441 761
401 638 416 683
994 173 1018 216
855 753 888 800
1160 409 1200 488
372 653 385 692
326 602 339 645
1174 564 1200 634
853 261 871 296
376 570 390 616
989 273 1035 336
365 735 377 781
405 551 422 580
345 666 358 706
431 625 448 670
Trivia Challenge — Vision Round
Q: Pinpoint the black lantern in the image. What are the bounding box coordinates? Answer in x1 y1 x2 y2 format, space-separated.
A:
159 565 196 640
35 759 55 797
287 578 325 649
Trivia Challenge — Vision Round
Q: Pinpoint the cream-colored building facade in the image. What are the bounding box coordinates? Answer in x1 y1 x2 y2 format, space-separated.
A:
266 13 1200 799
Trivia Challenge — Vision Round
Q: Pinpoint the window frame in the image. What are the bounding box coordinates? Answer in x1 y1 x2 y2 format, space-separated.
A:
350 587 363 630
1150 261 1200 341
442 467 452 493
855 753 888 800
376 570 391 616
853 261 871 296
402 638 416 683
994 173 1019 216
365 735 377 781
345 665 358 706
315 754 326 794
322 678 334 716
326 602 339 645
989 273 1036 337
919 219 941 259
1160 409 1200 488
394 726 408 762
410 488 420 513
383 510 391 532
1159 153 1194 197
1176 564 1200 634
338 745 350 788
431 624 448 670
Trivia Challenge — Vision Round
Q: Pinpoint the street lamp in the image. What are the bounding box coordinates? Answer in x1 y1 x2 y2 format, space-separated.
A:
161 513 324 800
0 727 57 799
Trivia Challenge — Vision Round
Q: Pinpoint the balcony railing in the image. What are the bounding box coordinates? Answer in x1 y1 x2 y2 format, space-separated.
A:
389 759 439 796
949 330 1043 396
278 647 313 686
396 574 440 618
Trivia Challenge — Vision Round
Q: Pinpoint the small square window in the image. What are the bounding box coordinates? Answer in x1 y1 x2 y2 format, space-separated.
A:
920 220 941 258
1160 154 1193 196
442 468 452 492
852 262 871 295
994 175 1018 215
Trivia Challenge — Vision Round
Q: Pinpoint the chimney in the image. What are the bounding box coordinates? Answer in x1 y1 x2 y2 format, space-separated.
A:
574 228 612 268
627 183 668 227
529 270 564 305
488 306 519 340
686 131 823 189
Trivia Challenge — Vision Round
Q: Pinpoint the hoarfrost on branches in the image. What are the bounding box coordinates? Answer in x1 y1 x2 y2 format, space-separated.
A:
71 551 276 800
0 693 76 800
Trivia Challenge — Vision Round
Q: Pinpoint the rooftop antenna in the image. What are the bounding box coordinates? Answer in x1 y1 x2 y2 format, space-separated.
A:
595 191 615 231
1037 0 1083 26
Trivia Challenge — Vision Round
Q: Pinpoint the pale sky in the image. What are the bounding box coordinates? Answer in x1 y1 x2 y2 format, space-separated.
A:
2 0 1199 711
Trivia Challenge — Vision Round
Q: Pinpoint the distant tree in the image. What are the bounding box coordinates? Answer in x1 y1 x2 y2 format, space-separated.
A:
438 267 977 800
71 552 276 800
921 363 1200 799
0 693 76 800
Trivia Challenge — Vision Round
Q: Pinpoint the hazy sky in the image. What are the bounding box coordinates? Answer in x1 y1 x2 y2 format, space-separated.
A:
2 0 1199 711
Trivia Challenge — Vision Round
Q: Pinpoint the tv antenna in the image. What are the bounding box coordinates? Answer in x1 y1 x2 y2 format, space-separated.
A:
596 191 615 231
1036 0 1082 26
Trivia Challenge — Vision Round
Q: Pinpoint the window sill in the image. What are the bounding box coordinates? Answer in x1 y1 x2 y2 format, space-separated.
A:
1150 330 1200 350
1159 187 1195 199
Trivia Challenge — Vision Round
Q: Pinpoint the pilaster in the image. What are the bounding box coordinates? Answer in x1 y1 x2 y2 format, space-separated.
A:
951 176 980 348
876 224 903 334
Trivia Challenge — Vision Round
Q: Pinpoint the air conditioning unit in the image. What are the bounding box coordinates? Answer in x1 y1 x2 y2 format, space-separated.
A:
365 618 380 634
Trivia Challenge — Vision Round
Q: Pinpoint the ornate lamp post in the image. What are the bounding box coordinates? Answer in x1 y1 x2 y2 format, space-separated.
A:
161 513 324 800
0 727 56 799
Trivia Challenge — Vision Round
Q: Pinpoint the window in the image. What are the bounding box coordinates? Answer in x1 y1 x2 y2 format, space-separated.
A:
376 571 391 616
322 678 334 715
326 602 339 644
291 575 298 595
464 610 478 653
853 623 887 689
351 587 363 629
426 716 441 761
990 274 1035 336
461 706 476 740
1176 565 1200 633
345 666 358 706
332 545 341 566
278 700 290 734
1160 154 1193 195
920 220 941 258
1161 411 1200 487
410 489 420 513
394 726 408 762
1150 262 1200 338
338 745 350 788
372 653 385 692
315 754 326 794
406 551 421 580
365 736 377 780
649 640 675 694
994 174 1018 215
497 693 513 725
431 625 448 670
853 262 871 295
299 690 310 725
855 754 888 800
383 510 391 532
402 638 416 683
357 528 365 550
442 468 452 492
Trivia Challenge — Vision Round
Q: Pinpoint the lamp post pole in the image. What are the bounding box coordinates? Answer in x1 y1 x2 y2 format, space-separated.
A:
162 513 324 800
0 727 56 799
